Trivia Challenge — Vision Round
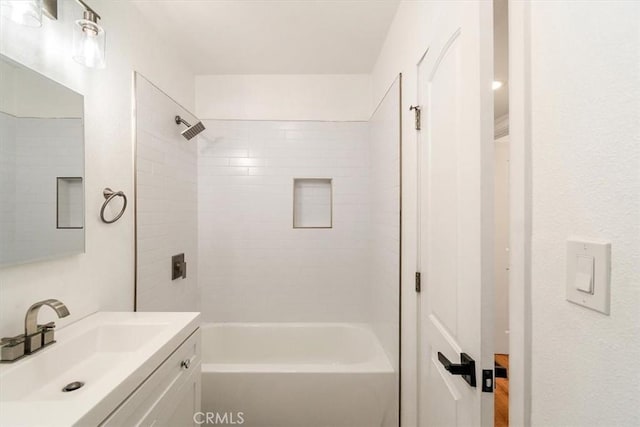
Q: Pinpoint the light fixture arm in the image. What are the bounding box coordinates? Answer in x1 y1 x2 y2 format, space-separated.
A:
43 0 58 20
74 0 100 21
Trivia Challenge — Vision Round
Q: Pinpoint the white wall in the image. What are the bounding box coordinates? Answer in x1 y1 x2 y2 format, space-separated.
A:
135 75 199 312
0 0 194 337
528 2 640 426
197 120 370 323
0 58 83 118
196 74 371 121
0 60 15 116
0 113 17 265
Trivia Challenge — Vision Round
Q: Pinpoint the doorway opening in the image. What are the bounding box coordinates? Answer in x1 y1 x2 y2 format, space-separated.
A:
493 0 510 426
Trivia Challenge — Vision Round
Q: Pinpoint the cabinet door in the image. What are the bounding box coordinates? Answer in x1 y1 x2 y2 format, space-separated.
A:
100 330 201 427
156 368 202 427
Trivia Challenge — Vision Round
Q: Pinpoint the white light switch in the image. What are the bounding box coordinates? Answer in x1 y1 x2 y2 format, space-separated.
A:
575 255 594 294
566 239 611 314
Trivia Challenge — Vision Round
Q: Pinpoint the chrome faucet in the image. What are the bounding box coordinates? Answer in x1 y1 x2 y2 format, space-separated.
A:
24 299 70 353
0 299 70 363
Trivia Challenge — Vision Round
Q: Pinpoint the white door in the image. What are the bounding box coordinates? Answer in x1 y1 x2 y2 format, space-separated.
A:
417 1 494 426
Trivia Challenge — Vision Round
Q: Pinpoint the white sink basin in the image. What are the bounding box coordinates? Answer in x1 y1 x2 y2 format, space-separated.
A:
0 312 200 426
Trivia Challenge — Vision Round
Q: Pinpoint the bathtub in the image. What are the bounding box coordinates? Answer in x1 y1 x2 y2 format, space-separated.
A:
201 323 397 427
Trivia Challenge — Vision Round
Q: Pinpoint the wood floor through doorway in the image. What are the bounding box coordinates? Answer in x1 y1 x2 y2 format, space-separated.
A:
495 354 509 427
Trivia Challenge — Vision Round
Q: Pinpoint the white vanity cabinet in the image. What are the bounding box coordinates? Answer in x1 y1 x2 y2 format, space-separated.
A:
0 312 201 427
101 329 201 426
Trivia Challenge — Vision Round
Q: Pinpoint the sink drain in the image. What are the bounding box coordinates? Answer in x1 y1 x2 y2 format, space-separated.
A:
62 381 85 392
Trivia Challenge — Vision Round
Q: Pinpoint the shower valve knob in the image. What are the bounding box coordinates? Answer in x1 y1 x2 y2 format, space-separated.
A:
171 253 186 280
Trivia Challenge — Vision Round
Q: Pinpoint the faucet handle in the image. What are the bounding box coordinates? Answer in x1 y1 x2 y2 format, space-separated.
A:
1 334 25 346
37 321 56 331
1 334 26 362
38 322 57 347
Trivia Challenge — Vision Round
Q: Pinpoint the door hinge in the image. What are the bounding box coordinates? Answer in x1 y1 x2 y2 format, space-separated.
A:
409 105 421 130
415 271 421 292
482 369 494 393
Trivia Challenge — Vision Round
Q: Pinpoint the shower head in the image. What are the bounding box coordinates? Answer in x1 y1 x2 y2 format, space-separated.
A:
175 115 205 140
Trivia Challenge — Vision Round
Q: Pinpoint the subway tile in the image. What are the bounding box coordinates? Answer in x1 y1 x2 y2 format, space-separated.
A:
229 157 265 167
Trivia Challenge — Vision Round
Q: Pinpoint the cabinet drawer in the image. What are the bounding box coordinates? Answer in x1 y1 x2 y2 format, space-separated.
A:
101 328 201 427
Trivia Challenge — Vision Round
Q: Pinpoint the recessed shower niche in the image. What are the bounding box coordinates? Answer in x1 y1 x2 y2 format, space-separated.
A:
293 178 333 228
57 177 84 229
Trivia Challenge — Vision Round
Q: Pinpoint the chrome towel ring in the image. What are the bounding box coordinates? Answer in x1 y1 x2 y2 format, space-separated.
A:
100 188 127 224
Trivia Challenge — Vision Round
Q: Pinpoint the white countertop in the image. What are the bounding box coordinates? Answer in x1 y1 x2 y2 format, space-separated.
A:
0 311 200 427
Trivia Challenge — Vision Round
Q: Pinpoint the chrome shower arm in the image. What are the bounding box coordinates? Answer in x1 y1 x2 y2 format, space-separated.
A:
175 115 192 127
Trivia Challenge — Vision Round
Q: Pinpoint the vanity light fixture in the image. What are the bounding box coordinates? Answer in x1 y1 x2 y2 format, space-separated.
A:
0 0 57 27
492 80 504 90
72 0 105 69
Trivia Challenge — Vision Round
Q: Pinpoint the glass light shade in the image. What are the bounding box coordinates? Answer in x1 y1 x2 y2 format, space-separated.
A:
72 18 106 69
0 0 43 27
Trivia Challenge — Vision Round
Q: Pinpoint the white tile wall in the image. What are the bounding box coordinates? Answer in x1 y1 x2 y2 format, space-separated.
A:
198 120 370 323
135 75 199 312
0 112 84 266
198 109 400 338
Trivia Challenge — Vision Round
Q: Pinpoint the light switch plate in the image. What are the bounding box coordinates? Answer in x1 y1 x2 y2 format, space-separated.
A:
566 239 611 314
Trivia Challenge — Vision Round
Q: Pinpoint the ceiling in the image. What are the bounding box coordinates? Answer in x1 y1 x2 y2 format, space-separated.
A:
132 0 400 75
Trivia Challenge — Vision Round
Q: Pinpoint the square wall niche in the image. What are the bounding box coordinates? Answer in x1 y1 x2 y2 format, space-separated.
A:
57 177 84 229
293 178 332 229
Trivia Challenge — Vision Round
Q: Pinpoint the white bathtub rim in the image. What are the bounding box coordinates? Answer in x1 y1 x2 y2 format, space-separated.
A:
201 361 394 373
200 322 394 373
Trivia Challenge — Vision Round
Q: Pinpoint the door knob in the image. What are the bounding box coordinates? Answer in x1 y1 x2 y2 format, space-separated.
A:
437 352 477 387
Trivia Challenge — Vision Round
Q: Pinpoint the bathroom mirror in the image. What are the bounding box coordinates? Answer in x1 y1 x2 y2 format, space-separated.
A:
0 54 85 267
